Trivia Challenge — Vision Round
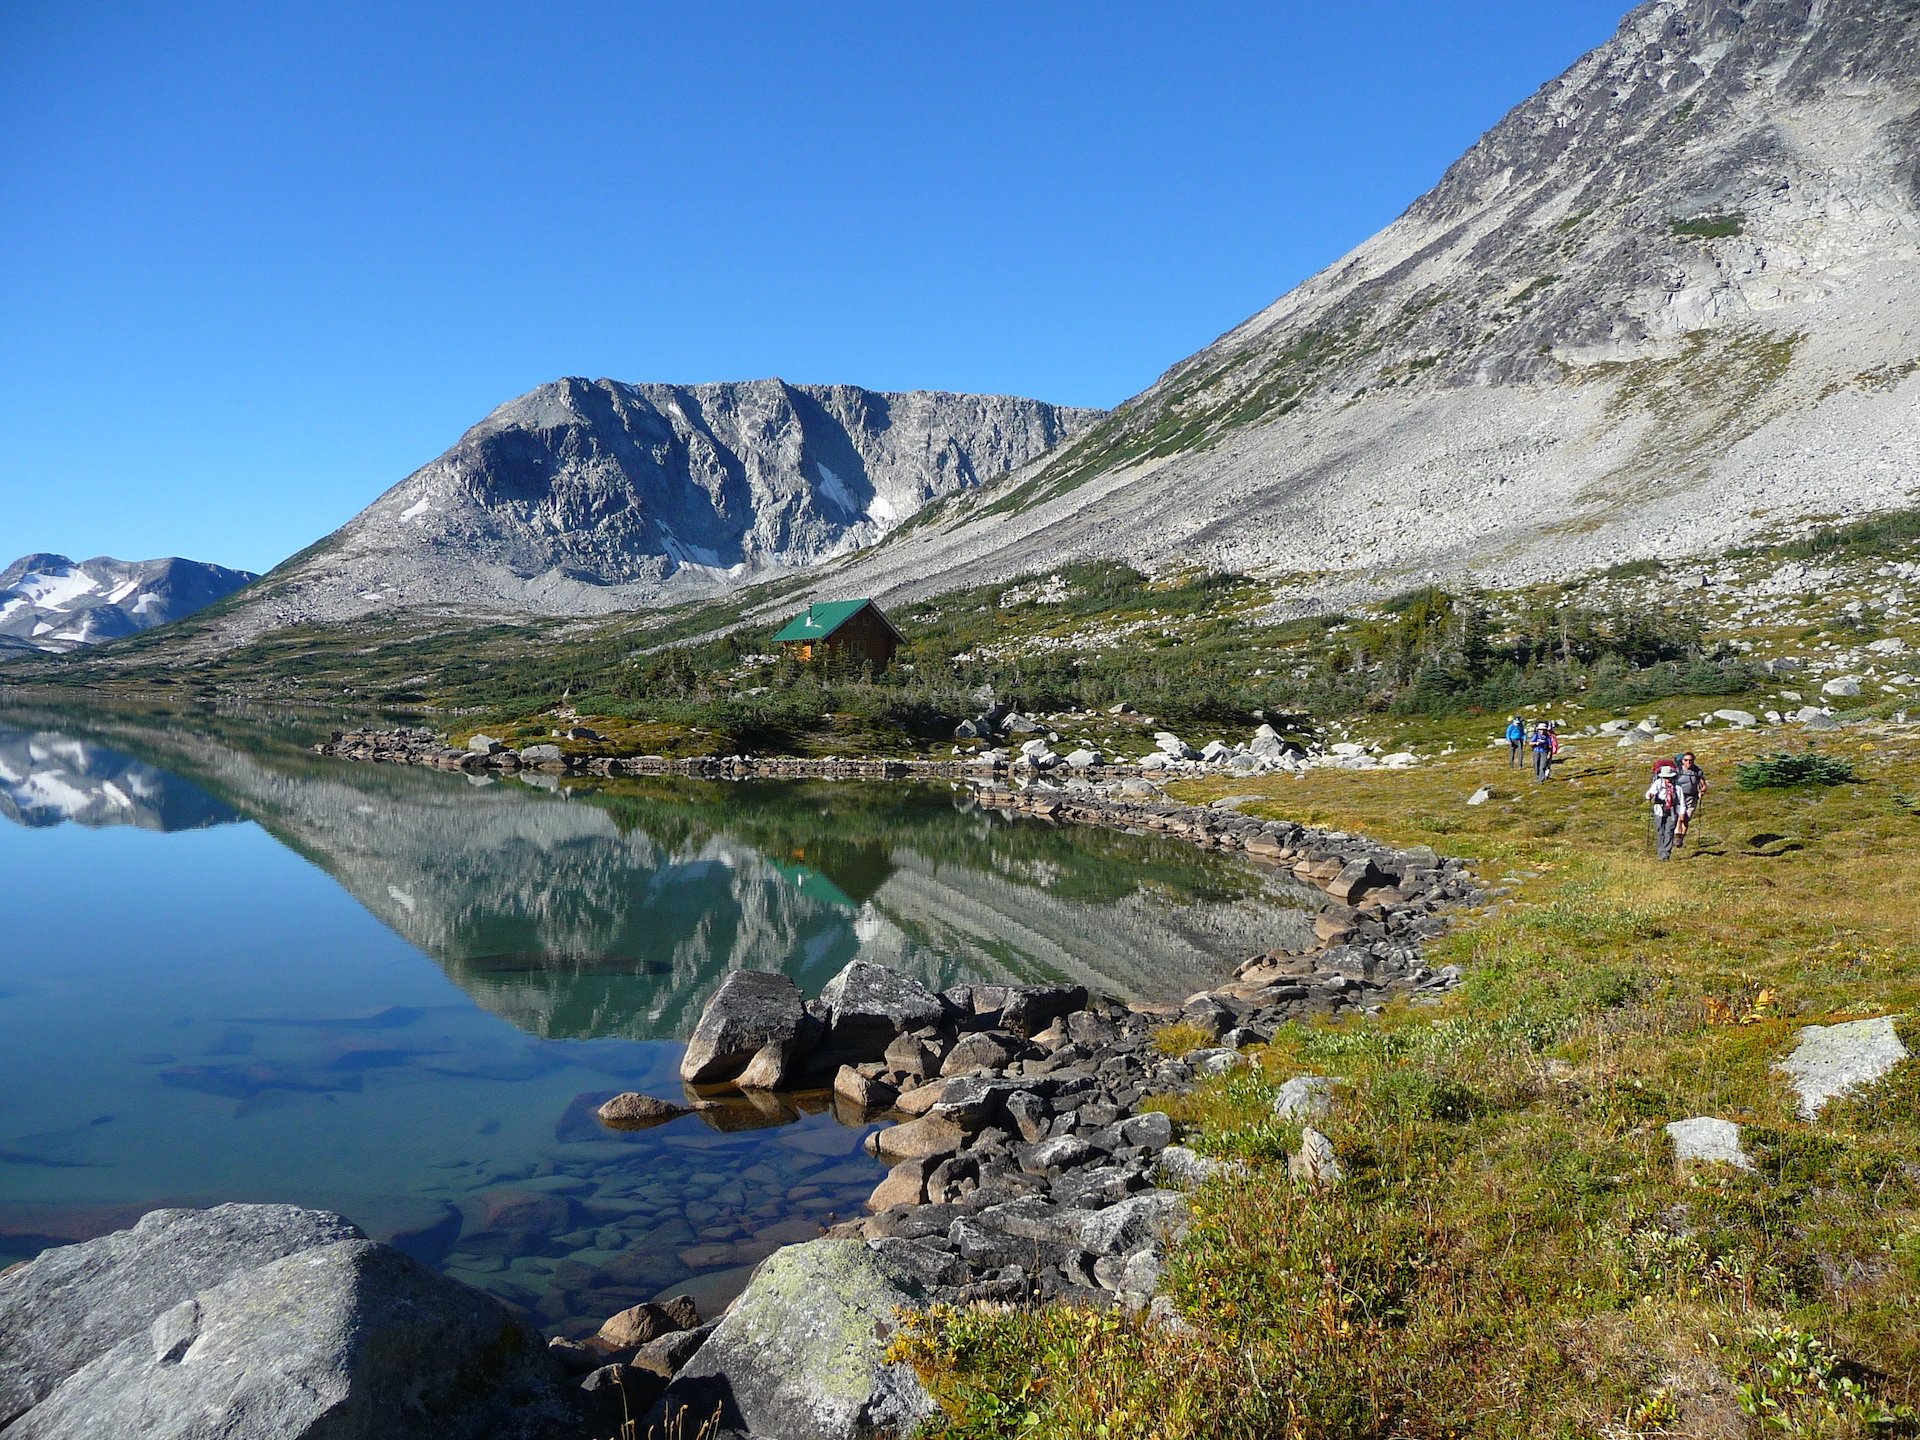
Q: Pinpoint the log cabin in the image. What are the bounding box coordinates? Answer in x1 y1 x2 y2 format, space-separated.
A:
771 599 904 673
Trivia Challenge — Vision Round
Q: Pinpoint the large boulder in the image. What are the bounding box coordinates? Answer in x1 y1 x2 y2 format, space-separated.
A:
0 1204 569 1439
654 1239 934 1440
819 961 944 1061
0 1204 359 1426
680 970 817 1086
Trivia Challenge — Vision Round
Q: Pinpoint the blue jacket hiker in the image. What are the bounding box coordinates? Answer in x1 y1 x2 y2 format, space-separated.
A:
1506 717 1525 766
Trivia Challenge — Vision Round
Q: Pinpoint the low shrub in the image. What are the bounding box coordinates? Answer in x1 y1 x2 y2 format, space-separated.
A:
1734 752 1859 790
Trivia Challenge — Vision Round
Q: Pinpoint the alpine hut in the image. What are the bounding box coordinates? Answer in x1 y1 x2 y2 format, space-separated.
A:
772 599 903 673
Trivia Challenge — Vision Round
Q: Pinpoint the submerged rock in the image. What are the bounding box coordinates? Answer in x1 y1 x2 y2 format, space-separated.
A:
597 1091 696 1128
654 1238 935 1440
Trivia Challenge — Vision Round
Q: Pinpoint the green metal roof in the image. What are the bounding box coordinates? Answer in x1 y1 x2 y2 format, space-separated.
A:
771 599 896 644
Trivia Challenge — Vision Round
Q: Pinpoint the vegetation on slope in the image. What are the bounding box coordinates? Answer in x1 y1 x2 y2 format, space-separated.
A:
11 506 1913 763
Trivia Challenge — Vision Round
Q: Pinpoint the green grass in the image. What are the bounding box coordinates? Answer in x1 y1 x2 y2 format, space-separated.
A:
1671 214 1745 240
899 727 1920 1438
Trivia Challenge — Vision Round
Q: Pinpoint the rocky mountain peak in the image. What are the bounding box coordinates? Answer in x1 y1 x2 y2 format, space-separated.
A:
203 377 1099 637
0 553 257 654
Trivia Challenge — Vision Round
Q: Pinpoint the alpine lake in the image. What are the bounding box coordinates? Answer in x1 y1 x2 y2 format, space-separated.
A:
0 708 1322 1333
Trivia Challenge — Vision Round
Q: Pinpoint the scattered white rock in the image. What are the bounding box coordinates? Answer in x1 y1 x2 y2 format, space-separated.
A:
1157 1145 1250 1190
1272 1076 1342 1122
1775 1017 1911 1118
1288 1127 1343 1188
1665 1116 1755 1172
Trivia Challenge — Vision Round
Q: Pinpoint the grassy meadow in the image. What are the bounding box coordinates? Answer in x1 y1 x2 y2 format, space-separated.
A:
896 718 1920 1439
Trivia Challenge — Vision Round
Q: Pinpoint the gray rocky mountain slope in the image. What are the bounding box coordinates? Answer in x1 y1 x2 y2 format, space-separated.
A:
808 0 1920 609
211 379 1097 636
0 554 255 653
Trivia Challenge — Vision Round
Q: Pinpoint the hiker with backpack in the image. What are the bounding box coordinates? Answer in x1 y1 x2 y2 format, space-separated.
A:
1673 752 1707 846
1646 761 1684 860
1531 722 1554 781
1506 715 1526 767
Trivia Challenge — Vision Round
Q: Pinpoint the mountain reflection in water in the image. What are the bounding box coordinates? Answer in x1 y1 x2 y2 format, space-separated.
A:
0 717 1319 1040
0 711 1319 1329
0 727 240 831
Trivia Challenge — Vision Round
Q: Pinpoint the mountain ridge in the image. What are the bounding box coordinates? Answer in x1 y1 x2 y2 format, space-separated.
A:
802 0 1920 611
200 377 1100 642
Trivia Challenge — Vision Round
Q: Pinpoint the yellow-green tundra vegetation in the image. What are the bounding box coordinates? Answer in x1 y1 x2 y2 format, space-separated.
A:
894 716 1920 1439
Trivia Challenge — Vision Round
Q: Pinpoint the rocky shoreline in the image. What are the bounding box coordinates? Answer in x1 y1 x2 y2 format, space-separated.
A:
601 793 1480 1435
3 743 1480 1440
312 722 1423 782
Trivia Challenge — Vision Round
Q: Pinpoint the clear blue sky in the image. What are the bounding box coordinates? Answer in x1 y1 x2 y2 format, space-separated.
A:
1 1 1627 575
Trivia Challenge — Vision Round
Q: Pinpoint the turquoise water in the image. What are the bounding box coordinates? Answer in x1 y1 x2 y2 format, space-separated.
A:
0 714 1313 1330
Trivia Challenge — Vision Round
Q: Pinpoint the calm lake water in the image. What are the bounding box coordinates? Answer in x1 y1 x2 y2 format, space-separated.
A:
0 711 1316 1331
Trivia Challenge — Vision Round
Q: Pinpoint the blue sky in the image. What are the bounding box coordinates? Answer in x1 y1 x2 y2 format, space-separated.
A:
0 1 1627 574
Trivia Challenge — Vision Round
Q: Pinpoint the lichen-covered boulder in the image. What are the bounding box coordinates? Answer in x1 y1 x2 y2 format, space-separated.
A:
653 1238 934 1440
1775 1016 1911 1118
1665 1116 1755 1172
0 1204 571 1439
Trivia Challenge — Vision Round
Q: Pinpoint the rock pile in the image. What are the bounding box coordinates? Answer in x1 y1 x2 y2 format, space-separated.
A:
650 798 1477 1324
317 727 573 775
315 725 1429 782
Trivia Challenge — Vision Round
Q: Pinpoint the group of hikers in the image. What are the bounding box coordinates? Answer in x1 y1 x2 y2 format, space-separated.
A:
1503 714 1708 859
1504 715 1561 780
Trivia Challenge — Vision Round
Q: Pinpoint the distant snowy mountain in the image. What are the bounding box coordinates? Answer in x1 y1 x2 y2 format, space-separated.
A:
0 553 257 653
